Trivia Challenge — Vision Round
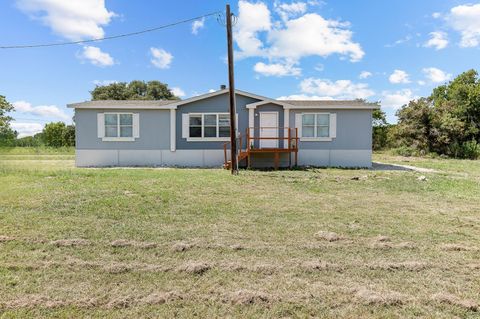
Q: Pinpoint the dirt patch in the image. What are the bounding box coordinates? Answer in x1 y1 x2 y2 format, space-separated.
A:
440 243 476 251
2 295 66 309
50 239 90 247
251 263 278 275
105 296 135 309
110 239 157 249
355 288 407 306
104 263 132 274
228 290 271 305
315 231 343 242
369 261 429 271
172 242 194 252
179 262 211 275
0 235 15 242
230 244 244 251
432 293 478 311
221 262 247 272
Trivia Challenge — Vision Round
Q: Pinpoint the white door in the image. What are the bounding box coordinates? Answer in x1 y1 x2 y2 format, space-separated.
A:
259 112 278 148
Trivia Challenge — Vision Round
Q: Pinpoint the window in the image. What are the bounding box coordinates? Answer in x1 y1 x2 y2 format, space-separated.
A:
302 113 330 138
188 113 230 139
105 113 133 138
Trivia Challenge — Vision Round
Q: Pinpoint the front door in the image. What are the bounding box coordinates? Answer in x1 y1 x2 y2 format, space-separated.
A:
259 112 278 148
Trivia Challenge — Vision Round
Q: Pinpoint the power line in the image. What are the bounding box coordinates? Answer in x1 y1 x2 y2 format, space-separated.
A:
0 11 221 49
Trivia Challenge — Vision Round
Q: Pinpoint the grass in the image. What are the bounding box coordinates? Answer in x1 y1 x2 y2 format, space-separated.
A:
0 148 479 318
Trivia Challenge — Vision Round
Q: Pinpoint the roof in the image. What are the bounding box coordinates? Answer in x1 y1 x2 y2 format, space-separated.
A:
68 89 379 110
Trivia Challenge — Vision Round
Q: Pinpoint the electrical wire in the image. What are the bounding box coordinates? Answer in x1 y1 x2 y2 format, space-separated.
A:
0 11 221 49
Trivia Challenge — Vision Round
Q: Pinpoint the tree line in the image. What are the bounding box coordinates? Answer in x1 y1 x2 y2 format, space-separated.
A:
1 76 479 159
373 69 480 159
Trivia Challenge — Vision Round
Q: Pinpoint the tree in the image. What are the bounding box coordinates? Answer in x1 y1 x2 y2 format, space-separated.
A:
372 108 389 150
396 98 433 153
0 95 16 146
91 80 180 100
43 122 67 147
63 124 75 147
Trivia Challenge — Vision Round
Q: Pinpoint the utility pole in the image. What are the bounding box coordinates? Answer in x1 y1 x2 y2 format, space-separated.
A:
226 4 238 175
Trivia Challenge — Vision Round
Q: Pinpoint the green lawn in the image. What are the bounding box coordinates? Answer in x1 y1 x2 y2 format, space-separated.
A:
0 148 479 318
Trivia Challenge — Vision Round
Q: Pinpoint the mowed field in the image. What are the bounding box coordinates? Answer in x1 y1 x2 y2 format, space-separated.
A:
0 148 479 318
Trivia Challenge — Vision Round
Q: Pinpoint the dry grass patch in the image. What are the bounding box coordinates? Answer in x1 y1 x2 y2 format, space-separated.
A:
142 291 183 305
172 242 194 252
178 262 211 275
432 293 478 311
315 231 343 242
355 288 408 306
228 290 272 305
301 260 343 272
0 235 15 242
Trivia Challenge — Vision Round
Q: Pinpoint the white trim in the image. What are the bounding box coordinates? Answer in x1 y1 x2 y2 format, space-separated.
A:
283 108 289 148
186 137 230 142
173 89 282 107
283 105 379 110
97 113 105 138
69 104 177 110
329 113 337 138
170 109 176 152
246 100 292 109
300 137 333 142
133 113 140 138
101 137 135 142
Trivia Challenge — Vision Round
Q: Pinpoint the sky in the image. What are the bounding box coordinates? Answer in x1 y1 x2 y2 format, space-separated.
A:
1 0 480 137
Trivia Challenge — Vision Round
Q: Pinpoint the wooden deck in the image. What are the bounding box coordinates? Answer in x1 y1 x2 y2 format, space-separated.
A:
224 127 299 170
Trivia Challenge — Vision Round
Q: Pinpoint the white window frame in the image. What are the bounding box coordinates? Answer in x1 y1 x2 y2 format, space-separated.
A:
300 113 332 141
102 112 135 142
187 112 231 142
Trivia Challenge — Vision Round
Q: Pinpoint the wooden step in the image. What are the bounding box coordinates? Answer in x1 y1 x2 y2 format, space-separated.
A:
223 160 232 170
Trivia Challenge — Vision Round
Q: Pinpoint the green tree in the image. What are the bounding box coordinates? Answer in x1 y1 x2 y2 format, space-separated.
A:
372 108 389 150
63 124 75 147
91 80 180 100
395 98 433 153
43 122 67 147
0 95 16 146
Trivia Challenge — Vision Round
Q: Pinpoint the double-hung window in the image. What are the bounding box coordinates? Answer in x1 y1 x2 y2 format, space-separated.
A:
188 113 230 140
105 113 133 138
302 113 330 138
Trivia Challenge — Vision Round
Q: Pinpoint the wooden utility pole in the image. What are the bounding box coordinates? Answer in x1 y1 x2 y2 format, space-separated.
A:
226 4 238 174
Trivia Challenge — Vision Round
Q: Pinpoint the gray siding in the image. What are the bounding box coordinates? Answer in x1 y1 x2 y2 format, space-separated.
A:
175 93 260 150
289 109 372 150
75 109 171 150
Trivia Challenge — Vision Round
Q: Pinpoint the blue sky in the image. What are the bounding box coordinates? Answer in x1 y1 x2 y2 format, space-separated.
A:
1 0 480 137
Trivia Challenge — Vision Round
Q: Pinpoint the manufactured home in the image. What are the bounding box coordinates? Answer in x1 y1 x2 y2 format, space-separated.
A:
69 88 379 168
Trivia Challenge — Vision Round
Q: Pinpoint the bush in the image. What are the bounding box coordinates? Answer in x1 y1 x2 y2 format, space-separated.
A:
460 140 480 159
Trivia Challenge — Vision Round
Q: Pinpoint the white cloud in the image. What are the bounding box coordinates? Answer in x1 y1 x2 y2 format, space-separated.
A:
418 80 426 86
10 122 44 138
299 78 374 99
253 61 301 77
432 12 442 19
277 94 333 100
448 3 480 47
381 89 418 110
171 87 185 97
424 31 448 50
150 48 173 69
13 101 70 121
274 1 307 21
359 71 372 79
422 67 452 83
235 1 364 63
389 69 410 84
79 46 114 66
385 35 412 47
191 17 205 35
16 0 115 41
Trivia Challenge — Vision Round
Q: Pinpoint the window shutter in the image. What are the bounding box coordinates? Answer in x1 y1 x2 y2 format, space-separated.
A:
182 113 189 138
295 113 302 137
235 113 239 136
133 113 140 138
329 113 337 138
97 113 105 138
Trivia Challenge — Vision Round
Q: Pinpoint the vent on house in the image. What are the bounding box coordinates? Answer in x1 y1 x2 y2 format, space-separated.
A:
220 84 227 90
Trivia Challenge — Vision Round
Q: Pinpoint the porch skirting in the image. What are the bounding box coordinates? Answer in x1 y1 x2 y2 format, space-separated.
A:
76 149 372 168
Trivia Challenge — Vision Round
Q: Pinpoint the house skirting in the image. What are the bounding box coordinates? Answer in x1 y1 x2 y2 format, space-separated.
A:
76 149 372 168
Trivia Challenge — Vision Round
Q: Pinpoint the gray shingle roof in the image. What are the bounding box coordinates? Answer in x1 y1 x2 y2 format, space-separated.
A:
67 100 176 108
277 100 378 107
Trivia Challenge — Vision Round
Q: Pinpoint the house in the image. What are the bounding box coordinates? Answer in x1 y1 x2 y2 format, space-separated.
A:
68 88 379 168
